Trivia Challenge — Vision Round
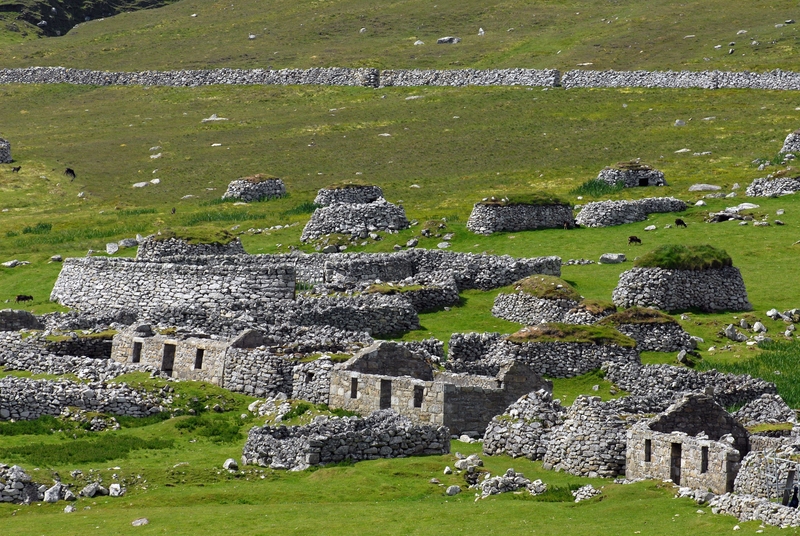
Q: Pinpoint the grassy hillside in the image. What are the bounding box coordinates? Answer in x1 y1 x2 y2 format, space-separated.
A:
1 0 800 71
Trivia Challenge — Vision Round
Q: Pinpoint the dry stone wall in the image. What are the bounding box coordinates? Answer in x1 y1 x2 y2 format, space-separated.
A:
596 166 666 187
560 69 800 90
300 199 409 241
612 266 751 312
491 294 612 325
291 356 335 404
0 138 10 163
781 130 800 153
0 465 45 504
281 295 419 336
733 394 796 428
314 186 383 206
614 322 694 352
466 203 574 235
576 197 686 228
221 178 285 202
378 68 560 87
0 309 43 331
222 349 295 397
745 177 800 197
242 410 450 470
734 451 799 499
709 493 800 528
136 237 246 260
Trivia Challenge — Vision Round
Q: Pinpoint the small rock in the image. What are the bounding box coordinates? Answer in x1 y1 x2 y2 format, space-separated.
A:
444 466 453 475
599 253 626 264
695 200 707 206
64 504 76 513
406 238 418 248
223 458 239 471
644 225 656 231
446 485 462 496
437 36 461 44
131 518 149 527
674 119 686 127
50 255 63 262
106 242 119 255
437 242 451 249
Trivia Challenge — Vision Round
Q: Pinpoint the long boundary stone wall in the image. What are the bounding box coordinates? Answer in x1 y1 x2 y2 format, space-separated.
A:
7 67 800 90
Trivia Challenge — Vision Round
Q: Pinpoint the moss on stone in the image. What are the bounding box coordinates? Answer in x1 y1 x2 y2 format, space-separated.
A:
365 283 426 295
153 228 238 246
599 307 676 326
576 299 617 315
324 182 372 190
611 160 653 171
633 244 732 271
477 193 570 207
239 173 281 183
506 322 637 348
512 275 582 302
746 422 794 433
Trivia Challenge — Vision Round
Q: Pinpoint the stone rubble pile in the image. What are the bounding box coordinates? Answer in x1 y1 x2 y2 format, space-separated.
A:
732 394 796 428
575 197 686 227
242 410 450 470
476 468 547 498
572 484 602 502
0 464 46 504
300 198 410 241
560 68 800 90
745 176 800 197
781 130 800 154
221 176 286 202
709 493 800 528
314 185 384 206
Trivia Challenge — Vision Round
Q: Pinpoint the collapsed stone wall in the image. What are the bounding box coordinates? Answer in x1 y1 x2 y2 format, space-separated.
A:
242 410 450 470
614 322 694 352
291 356 335 404
733 394 796 428
280 295 419 336
222 178 286 202
0 464 45 504
709 492 800 528
314 185 383 206
0 138 10 163
745 177 800 197
222 349 295 398
0 376 165 420
596 166 666 188
466 203 574 235
734 451 799 499
604 362 776 409
482 390 566 460
300 199 409 241
491 294 612 325
612 266 752 312
0 309 43 331
575 197 686 228
379 68 561 87
50 257 295 313
136 237 246 260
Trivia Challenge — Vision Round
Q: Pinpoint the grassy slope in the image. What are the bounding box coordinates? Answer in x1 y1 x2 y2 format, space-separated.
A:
0 0 799 71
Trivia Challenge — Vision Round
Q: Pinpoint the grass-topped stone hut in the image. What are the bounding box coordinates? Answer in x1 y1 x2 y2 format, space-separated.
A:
598 307 695 352
491 275 616 325
136 229 245 260
596 160 666 188
221 173 286 202
466 194 573 235
0 137 10 163
612 245 751 312
313 183 384 206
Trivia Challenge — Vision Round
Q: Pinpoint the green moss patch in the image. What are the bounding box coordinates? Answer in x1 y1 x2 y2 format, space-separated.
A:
366 283 426 295
506 322 637 348
512 275 582 302
477 193 570 207
576 299 617 315
611 160 653 171
154 228 238 246
600 307 676 326
324 182 372 190
633 244 732 271
746 422 794 434
239 173 281 183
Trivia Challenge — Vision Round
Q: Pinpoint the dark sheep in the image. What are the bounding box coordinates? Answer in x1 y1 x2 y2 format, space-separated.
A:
675 218 687 228
64 168 76 181
628 235 642 245
11 166 20 173
15 294 33 303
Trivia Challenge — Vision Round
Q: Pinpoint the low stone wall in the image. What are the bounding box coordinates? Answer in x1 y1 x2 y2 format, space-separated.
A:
44 336 113 359
491 294 611 325
734 451 799 500
222 178 286 202
575 197 686 228
50 257 295 313
367 275 460 313
242 410 450 470
281 295 420 336
323 253 415 284
0 309 43 331
222 349 295 398
291 356 335 404
379 68 561 87
136 237 246 260
0 138 10 163
733 394 796 428
542 396 632 478
466 203 574 235
709 492 800 528
604 363 777 409
560 69 800 90
448 332 503 362
612 266 752 312
482 390 566 460
596 166 666 188
300 199 409 241
0 376 165 420
745 177 800 197
614 322 694 352
314 185 383 206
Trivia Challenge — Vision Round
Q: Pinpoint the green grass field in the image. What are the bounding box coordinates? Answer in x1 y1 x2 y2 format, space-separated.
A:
2 0 800 532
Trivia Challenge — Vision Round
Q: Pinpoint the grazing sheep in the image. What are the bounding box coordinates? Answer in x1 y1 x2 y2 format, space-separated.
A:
628 235 642 245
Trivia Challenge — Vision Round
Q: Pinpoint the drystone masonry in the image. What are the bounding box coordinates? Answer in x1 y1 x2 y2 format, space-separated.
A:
612 266 752 312
314 185 383 206
604 363 777 410
136 237 246 260
0 465 45 504
596 165 666 188
613 322 695 352
709 493 800 528
448 332 503 362
0 138 10 163
378 68 561 87
50 257 295 313
745 177 800 197
291 356 335 404
734 450 799 500
0 309 43 331
43 335 113 359
542 396 634 478
281 295 419 336
241 410 450 470
575 197 687 228
466 203 574 235
0 376 165 420
482 389 566 460
221 176 285 202
733 394 796 428
222 348 295 397
560 68 800 90
300 199 410 241
781 130 800 153
491 294 613 325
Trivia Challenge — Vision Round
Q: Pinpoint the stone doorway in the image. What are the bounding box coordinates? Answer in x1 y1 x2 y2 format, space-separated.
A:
670 443 682 485
380 379 392 410
162 343 176 376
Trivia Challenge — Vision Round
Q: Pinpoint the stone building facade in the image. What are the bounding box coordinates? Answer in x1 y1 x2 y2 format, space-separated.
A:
327 341 550 434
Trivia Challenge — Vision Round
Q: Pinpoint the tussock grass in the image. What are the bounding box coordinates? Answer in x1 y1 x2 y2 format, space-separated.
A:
634 244 732 271
477 193 570 207
282 202 321 216
506 322 636 348
600 307 676 326
154 228 238 245
570 179 625 197
0 434 174 465
511 275 582 302
577 299 617 315
366 283 426 295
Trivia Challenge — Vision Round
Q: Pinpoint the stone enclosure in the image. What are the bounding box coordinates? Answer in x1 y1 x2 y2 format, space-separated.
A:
575 197 686 228
466 199 574 235
596 161 666 188
222 174 286 202
0 137 10 163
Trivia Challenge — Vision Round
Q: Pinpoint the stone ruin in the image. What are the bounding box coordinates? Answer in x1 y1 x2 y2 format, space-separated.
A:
465 197 574 235
575 197 686 227
598 307 695 352
781 129 800 153
612 265 751 312
596 160 666 188
746 175 800 197
301 198 409 241
313 184 383 206
136 236 246 260
0 138 10 163
482 389 565 460
221 174 286 202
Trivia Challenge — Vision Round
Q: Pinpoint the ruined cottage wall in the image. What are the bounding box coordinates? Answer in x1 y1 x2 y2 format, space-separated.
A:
596 167 666 187
283 295 419 336
482 390 566 460
221 179 286 202
709 493 800 528
0 310 43 331
291 357 335 404
733 394 796 428
575 197 686 228
0 376 164 420
465 203 574 235
222 348 295 397
626 428 740 494
135 237 246 260
734 451 799 499
44 336 113 359
50 257 295 313
314 186 383 206
300 200 410 241
746 177 800 197
614 322 694 352
612 266 751 312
